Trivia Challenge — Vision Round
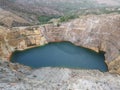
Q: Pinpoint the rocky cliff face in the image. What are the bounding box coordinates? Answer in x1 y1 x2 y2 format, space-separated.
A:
0 14 120 75
43 14 120 74
0 25 47 60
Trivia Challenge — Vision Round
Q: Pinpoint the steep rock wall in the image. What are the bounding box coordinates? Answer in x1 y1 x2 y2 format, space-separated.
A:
0 26 47 60
0 14 120 74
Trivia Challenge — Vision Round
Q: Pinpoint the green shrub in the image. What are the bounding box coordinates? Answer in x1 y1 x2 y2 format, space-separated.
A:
59 14 79 22
38 15 60 24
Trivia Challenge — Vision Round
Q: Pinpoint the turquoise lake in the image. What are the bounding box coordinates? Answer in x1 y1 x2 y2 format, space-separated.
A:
11 42 108 72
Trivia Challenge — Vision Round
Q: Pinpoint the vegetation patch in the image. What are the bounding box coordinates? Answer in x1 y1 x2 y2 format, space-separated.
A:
38 15 60 24
59 14 79 22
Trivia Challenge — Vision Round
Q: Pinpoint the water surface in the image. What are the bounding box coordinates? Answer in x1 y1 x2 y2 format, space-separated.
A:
11 42 108 72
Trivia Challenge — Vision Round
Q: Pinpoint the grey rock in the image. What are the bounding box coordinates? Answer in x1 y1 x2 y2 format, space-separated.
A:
0 60 120 90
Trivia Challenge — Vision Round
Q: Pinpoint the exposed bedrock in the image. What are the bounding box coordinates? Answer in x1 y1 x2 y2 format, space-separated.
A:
0 14 120 74
0 60 120 90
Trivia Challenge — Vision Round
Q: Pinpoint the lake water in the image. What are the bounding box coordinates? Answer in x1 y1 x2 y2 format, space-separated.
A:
11 42 108 72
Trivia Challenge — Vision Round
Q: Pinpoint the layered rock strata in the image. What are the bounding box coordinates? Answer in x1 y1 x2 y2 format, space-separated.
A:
0 14 120 74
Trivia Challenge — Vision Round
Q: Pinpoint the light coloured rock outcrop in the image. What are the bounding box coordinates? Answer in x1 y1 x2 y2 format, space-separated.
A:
0 26 47 60
0 14 120 74
0 60 120 90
